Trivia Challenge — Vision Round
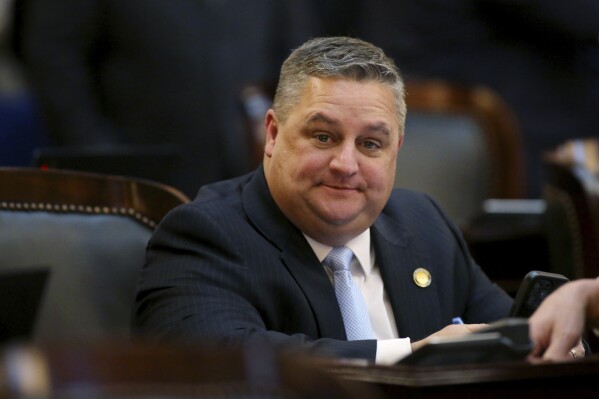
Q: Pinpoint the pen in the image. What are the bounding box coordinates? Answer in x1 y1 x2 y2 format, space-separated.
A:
452 317 464 324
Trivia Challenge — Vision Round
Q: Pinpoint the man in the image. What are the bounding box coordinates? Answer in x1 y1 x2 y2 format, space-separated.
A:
134 36 513 364
529 278 599 361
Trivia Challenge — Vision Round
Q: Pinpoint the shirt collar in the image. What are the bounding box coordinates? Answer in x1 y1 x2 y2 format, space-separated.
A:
304 229 372 275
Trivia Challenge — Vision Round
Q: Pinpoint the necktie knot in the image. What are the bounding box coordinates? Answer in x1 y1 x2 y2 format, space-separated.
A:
324 246 354 273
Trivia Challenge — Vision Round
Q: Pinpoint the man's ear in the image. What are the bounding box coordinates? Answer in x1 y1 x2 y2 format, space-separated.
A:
264 109 279 158
397 131 405 151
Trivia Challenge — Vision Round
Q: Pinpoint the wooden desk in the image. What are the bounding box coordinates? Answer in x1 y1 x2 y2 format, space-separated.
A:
3 341 597 398
329 356 599 398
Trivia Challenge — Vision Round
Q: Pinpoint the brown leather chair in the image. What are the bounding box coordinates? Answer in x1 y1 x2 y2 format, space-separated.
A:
0 168 189 341
398 79 526 226
543 139 599 280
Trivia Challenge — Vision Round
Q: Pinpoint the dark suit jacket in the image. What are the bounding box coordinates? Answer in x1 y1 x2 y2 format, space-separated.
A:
134 167 513 360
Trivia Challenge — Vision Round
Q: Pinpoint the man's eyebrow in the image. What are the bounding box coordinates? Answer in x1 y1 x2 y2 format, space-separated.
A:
306 113 391 136
366 122 391 136
306 113 339 126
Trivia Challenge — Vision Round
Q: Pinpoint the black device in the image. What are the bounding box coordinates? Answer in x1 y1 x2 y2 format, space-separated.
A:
398 318 532 367
509 271 569 318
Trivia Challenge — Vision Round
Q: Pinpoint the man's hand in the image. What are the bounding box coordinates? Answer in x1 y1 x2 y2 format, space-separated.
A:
528 279 599 361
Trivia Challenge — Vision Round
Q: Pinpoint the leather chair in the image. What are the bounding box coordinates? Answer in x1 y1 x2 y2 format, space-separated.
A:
0 168 189 341
398 79 526 226
543 138 599 280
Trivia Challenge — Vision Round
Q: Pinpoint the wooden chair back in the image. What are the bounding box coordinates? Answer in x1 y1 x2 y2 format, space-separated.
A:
399 80 525 225
543 139 599 279
0 168 190 341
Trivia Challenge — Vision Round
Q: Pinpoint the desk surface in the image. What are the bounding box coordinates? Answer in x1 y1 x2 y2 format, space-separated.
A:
328 355 599 399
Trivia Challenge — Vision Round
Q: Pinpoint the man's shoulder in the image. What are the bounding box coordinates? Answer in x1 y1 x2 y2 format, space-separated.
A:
166 172 256 224
386 188 435 209
382 188 448 225
190 171 254 205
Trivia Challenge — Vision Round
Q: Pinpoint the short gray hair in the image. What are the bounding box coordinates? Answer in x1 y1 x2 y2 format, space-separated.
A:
272 36 406 133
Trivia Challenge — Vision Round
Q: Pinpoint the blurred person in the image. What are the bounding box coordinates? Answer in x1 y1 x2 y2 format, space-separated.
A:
134 37 513 364
18 0 317 196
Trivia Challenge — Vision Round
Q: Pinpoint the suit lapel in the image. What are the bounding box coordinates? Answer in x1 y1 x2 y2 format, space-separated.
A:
372 213 443 341
280 236 347 339
242 167 346 340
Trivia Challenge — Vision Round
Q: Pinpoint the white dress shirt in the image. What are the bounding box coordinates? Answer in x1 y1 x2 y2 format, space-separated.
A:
304 229 413 364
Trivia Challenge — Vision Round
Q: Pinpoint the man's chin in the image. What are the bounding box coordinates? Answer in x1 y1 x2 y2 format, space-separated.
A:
305 199 372 230
316 207 361 225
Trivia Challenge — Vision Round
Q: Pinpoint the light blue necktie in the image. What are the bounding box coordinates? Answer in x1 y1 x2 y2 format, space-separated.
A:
324 246 374 340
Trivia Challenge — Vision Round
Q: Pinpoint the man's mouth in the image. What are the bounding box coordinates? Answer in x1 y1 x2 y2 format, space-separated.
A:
322 183 359 191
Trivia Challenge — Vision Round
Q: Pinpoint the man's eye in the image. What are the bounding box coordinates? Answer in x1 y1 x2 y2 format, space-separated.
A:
315 134 330 143
363 140 381 150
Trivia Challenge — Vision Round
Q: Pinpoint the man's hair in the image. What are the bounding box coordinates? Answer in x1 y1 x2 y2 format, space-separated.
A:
272 36 406 133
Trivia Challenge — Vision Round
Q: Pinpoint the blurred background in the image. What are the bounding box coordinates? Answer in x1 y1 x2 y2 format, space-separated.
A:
1 0 598 286
0 0 596 197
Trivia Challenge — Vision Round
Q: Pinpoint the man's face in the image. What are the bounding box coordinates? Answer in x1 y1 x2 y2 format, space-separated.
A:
263 77 403 246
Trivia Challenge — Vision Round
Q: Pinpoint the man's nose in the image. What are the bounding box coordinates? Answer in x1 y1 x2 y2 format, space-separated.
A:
330 142 359 175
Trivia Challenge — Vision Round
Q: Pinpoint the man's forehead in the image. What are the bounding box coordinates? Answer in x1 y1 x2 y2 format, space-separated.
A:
302 76 396 108
294 78 398 128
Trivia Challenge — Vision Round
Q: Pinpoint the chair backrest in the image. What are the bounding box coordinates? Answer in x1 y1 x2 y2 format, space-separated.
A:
0 168 190 341
543 139 599 279
397 80 525 226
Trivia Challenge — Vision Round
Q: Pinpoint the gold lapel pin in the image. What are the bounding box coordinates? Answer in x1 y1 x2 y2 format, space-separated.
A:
413 268 432 288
